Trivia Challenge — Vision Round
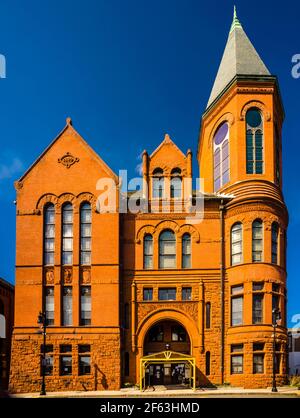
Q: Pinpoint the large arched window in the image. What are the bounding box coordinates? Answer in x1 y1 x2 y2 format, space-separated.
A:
44 204 55 266
213 122 230 192
80 202 92 265
170 168 182 198
231 223 243 265
62 203 73 265
182 233 191 268
159 230 176 269
252 220 263 262
272 222 279 264
246 108 263 174
152 168 164 198
144 234 153 269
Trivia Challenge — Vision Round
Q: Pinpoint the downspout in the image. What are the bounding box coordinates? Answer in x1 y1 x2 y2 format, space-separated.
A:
219 199 225 385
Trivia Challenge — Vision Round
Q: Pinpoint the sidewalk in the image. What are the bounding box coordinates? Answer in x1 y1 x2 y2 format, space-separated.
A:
9 385 300 398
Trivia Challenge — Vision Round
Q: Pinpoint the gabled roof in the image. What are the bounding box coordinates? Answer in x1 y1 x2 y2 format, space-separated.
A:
207 7 271 109
18 117 118 183
150 133 186 159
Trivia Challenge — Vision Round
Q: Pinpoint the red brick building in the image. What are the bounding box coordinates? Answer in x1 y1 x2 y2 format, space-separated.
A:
9 10 288 393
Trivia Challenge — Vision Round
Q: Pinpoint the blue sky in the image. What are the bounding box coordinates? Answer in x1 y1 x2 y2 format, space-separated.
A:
0 0 299 327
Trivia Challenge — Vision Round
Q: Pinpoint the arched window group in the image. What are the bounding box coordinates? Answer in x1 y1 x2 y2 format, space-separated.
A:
231 220 280 266
213 122 230 192
143 230 192 269
152 167 182 198
246 108 263 174
43 202 92 266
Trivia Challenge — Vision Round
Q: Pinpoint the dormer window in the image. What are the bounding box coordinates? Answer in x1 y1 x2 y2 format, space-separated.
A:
170 168 182 198
152 168 164 198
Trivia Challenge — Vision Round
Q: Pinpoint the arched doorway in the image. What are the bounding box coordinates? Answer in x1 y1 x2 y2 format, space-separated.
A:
143 320 192 386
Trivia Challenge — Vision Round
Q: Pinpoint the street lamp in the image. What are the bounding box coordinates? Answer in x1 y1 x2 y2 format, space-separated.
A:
37 311 47 396
272 307 281 393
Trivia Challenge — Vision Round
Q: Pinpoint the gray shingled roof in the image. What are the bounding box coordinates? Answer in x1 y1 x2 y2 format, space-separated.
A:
207 9 270 108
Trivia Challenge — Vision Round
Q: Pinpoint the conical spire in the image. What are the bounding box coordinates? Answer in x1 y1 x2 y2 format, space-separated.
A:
207 7 270 109
230 6 242 32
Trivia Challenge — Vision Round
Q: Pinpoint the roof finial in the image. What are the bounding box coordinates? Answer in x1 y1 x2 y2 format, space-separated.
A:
230 5 242 33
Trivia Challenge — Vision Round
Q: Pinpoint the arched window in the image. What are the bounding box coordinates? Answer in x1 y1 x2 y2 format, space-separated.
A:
231 223 243 265
213 122 230 192
62 203 73 265
252 220 263 262
205 352 211 376
275 126 281 184
152 168 164 198
80 202 92 265
182 233 191 268
44 204 55 266
246 108 263 174
170 168 182 198
144 234 153 269
159 230 176 269
272 222 279 264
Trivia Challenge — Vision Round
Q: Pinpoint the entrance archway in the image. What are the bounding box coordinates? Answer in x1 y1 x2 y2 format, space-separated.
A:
140 320 195 390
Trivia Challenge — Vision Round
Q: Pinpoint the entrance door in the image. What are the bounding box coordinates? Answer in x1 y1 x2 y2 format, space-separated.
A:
152 364 164 385
171 363 187 385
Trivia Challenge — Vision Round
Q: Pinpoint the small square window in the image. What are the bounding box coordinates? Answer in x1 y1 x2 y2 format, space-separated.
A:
182 287 192 301
231 344 243 353
253 343 265 351
78 345 91 353
60 344 72 353
231 285 244 295
143 288 153 301
253 282 264 291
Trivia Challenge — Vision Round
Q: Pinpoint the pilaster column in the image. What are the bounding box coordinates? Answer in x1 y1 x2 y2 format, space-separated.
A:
131 281 137 353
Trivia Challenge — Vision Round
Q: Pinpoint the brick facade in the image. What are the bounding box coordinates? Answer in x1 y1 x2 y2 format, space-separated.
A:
9 13 288 393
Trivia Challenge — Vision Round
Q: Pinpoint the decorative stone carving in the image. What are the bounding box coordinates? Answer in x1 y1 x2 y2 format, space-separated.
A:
240 100 271 122
36 194 59 211
137 302 198 324
80 268 91 284
58 152 79 169
14 181 23 191
179 224 200 243
136 221 200 244
62 268 72 284
77 192 97 212
17 209 41 216
44 268 54 285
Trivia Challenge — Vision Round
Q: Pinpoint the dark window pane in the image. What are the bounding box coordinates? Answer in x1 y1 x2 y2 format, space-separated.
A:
205 302 211 329
182 287 192 301
78 345 90 353
60 344 72 353
158 288 176 301
231 355 243 374
60 355 72 376
253 294 263 324
79 355 91 375
143 288 153 301
253 354 264 374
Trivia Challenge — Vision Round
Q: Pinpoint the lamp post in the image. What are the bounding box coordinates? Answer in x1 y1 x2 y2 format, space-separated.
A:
272 307 281 393
37 311 47 396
